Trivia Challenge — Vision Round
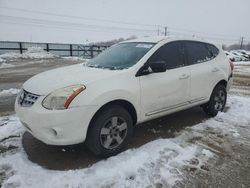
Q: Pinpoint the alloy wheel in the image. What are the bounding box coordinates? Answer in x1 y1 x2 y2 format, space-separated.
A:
100 116 128 150
214 90 226 111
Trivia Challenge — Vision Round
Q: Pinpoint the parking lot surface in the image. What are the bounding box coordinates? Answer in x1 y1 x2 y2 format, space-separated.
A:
0 58 250 187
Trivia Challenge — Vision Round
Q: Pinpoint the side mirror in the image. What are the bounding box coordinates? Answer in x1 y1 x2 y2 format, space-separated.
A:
135 61 167 77
148 61 167 73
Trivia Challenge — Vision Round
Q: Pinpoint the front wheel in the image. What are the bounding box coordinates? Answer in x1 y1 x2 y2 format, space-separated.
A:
85 105 133 157
202 84 227 117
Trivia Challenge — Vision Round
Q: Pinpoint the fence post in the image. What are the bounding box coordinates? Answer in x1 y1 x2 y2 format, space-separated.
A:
19 42 23 54
46 43 49 52
90 45 94 58
70 44 73 56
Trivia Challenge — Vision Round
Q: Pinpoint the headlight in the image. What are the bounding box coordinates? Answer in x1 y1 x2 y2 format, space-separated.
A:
42 85 85 110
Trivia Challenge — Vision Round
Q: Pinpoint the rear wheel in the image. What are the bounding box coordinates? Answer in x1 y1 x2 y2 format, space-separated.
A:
85 105 133 157
202 84 227 117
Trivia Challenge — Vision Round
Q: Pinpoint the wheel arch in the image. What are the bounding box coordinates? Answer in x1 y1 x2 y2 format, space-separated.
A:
215 79 227 87
87 99 138 135
209 79 228 100
216 79 227 88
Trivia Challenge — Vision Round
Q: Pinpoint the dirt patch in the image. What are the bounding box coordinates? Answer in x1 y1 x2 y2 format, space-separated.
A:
178 125 250 188
229 64 250 96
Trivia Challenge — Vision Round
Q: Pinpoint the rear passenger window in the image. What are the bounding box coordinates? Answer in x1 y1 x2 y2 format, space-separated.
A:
207 44 219 58
185 41 213 65
148 42 185 69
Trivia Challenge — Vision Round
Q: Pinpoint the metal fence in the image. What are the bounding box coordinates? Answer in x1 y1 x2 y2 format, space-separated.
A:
0 41 109 59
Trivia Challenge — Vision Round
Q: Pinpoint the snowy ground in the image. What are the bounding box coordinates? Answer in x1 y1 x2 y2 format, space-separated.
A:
0 96 249 188
0 47 58 61
0 48 88 70
233 61 250 66
0 88 20 97
230 61 250 96
0 59 250 187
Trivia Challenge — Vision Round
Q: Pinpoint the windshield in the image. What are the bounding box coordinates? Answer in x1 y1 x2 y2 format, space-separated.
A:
86 42 155 69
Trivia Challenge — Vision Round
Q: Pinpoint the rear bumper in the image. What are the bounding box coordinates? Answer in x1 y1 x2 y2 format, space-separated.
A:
15 97 100 145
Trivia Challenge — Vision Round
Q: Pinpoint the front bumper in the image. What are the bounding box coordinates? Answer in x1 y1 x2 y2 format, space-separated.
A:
15 97 100 145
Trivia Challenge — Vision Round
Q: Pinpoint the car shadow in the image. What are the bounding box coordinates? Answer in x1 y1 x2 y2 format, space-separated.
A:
22 106 209 171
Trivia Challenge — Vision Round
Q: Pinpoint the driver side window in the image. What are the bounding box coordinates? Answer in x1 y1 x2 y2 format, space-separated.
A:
148 42 186 69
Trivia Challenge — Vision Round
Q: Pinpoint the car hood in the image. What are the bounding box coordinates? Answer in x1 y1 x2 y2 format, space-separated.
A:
23 64 120 95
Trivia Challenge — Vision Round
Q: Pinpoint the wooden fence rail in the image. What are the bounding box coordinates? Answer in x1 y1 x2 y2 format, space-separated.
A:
0 41 109 59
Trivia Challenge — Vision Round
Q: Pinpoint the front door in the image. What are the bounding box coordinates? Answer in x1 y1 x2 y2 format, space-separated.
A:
139 41 190 119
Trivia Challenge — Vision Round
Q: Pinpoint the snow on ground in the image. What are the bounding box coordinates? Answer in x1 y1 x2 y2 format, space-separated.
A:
0 95 249 188
233 64 250 76
233 61 250 66
0 48 88 69
230 86 250 96
0 47 58 60
0 62 14 69
0 47 91 61
0 57 6 63
0 88 20 97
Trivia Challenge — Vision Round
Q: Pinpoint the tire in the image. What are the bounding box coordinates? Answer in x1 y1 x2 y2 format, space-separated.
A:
85 105 133 157
202 84 227 117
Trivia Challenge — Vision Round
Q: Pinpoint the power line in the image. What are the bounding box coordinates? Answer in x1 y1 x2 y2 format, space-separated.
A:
168 26 244 39
1 18 246 44
167 30 242 43
0 14 158 33
2 6 250 40
1 6 249 44
0 6 159 28
0 20 156 36
4 18 245 45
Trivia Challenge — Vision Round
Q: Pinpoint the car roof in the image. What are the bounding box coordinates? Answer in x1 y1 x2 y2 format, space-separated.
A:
121 36 168 43
121 36 221 47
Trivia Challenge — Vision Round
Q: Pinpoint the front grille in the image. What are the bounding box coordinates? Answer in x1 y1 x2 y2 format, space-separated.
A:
18 89 40 107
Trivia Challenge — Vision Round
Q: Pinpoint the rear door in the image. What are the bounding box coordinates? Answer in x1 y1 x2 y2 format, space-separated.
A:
184 41 215 102
139 41 190 119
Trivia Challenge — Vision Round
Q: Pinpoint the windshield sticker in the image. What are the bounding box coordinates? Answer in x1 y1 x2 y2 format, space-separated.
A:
136 44 153 48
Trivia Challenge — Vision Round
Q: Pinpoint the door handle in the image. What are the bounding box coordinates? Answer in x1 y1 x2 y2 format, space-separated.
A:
212 67 219 72
179 74 189 80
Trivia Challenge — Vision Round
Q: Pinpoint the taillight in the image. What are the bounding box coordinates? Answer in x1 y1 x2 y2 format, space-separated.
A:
229 60 234 71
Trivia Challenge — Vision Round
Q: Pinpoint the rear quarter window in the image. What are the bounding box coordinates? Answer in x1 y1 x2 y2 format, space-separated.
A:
207 44 219 58
185 41 214 65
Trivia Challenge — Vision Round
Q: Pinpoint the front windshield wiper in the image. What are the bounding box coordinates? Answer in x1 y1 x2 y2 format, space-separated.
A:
105 65 124 70
86 64 102 68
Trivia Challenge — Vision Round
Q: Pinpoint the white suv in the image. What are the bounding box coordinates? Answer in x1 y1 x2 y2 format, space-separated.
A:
15 37 233 157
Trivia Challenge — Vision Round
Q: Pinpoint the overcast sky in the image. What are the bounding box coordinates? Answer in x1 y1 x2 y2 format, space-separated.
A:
0 0 250 45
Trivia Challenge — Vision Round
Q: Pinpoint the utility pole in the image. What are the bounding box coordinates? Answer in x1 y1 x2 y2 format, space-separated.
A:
157 25 160 36
240 37 244 49
164 26 168 36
